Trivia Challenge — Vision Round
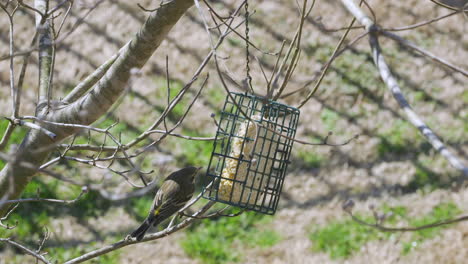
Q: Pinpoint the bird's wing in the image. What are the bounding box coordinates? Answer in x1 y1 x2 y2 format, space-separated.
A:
150 180 180 216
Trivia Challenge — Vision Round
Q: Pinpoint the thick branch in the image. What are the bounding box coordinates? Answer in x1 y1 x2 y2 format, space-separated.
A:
370 35 468 175
63 52 120 103
340 0 468 175
36 0 53 103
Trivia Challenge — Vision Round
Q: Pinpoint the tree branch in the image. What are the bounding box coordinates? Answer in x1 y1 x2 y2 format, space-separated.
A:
0 238 51 264
0 186 87 207
63 52 120 104
63 200 215 264
381 30 468 77
0 0 196 216
35 0 53 105
339 0 468 176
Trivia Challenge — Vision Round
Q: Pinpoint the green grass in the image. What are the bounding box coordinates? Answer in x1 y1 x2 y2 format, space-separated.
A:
462 90 468 104
377 119 419 157
0 178 114 241
310 215 389 259
320 109 340 132
182 210 281 264
406 166 448 191
0 179 64 241
227 37 242 47
307 42 379 98
309 202 460 259
154 77 189 120
304 42 334 62
402 202 461 254
412 91 431 103
0 176 133 263
206 87 226 109
296 148 324 169
174 130 214 166
126 194 154 221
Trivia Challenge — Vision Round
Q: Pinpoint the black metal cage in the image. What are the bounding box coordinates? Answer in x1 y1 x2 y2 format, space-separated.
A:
202 92 300 214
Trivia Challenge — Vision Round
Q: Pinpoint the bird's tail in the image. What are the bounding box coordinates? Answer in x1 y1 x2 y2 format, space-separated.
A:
130 219 152 241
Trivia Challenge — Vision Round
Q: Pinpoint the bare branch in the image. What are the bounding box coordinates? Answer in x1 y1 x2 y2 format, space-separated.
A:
63 52 120 103
370 35 468 175
54 0 73 38
97 182 157 201
36 228 50 259
0 3 18 118
63 200 216 264
137 1 171 12
0 0 104 62
0 123 15 151
297 1 366 108
0 203 19 229
381 31 468 77
429 0 462 11
47 0 72 15
344 200 468 232
54 2 246 158
0 186 88 207
204 0 278 56
383 9 460 31
272 0 317 100
18 0 45 17
35 0 53 105
339 0 468 175
5 118 57 139
0 238 51 264
57 131 216 152
16 33 38 119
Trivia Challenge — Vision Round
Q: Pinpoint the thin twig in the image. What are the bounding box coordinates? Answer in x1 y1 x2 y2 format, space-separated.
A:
381 31 468 77
0 4 18 118
297 1 363 109
0 0 104 62
346 209 468 232
4 118 57 139
0 186 88 207
0 123 15 151
383 10 460 31
0 203 19 229
0 238 51 264
63 200 216 264
429 0 461 11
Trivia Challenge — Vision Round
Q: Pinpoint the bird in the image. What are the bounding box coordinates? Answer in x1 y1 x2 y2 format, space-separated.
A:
130 166 201 241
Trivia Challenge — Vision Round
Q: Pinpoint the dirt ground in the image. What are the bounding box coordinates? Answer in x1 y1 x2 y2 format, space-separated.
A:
0 0 467 263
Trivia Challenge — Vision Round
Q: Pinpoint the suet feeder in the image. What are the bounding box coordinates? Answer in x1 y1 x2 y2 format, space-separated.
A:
202 92 300 215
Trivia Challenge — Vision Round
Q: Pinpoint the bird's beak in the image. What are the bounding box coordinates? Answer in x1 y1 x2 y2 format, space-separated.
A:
196 166 203 172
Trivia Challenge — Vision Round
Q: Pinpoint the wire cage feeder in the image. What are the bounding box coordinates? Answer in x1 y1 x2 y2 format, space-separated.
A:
202 92 300 215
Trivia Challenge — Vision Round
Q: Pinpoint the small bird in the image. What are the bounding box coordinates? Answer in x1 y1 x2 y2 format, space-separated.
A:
130 166 200 241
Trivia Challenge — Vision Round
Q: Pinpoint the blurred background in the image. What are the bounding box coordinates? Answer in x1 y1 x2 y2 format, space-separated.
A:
0 0 467 263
